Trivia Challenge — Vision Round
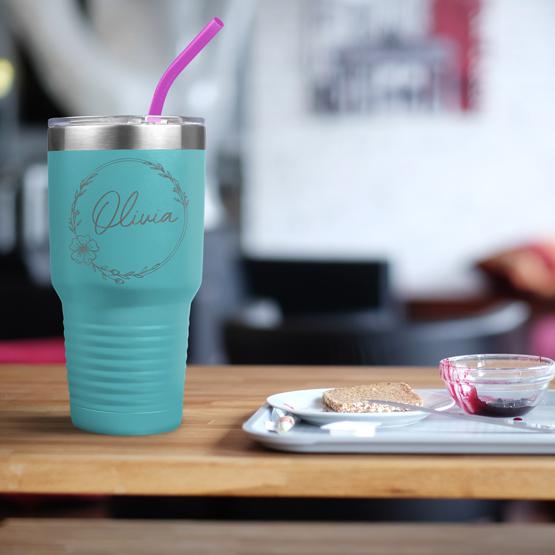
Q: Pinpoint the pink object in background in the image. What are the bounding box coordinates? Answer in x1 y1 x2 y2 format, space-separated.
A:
0 338 65 364
148 17 224 116
530 316 555 361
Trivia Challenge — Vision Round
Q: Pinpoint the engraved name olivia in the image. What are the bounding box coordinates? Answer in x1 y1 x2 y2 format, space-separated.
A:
92 190 178 235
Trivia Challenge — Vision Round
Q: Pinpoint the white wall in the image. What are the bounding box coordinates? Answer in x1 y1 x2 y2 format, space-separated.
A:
243 0 555 296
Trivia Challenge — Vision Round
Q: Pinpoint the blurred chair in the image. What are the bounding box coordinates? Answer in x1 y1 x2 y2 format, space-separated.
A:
224 300 531 365
242 258 398 317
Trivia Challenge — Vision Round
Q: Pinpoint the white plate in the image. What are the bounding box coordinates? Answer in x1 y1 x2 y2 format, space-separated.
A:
267 388 454 427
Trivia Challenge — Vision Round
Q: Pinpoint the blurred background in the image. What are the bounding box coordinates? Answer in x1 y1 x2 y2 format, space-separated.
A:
2 0 555 367
2 0 555 525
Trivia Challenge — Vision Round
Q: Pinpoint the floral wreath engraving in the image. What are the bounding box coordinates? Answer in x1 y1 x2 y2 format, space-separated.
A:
68 158 189 285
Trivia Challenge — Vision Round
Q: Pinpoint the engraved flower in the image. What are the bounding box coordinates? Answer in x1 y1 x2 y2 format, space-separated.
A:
70 235 99 265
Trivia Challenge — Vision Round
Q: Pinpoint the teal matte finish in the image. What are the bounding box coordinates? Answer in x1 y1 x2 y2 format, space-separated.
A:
48 149 205 435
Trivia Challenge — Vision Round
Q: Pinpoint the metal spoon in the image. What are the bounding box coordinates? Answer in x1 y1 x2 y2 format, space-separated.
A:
368 399 555 433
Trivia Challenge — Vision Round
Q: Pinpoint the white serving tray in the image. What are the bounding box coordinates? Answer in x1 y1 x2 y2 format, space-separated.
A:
243 389 555 454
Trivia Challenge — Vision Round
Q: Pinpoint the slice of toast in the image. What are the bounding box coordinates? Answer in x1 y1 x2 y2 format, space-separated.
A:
322 383 423 413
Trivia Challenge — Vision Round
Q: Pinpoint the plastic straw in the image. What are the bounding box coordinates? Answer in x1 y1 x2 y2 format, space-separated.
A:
148 17 224 116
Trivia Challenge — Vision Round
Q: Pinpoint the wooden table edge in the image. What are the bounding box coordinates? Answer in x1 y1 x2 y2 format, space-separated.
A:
1 451 555 499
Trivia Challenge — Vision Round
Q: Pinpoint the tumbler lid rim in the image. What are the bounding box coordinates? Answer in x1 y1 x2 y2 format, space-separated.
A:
48 115 205 151
48 115 204 127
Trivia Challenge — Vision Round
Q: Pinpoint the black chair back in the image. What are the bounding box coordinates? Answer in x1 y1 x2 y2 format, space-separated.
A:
242 258 395 315
224 301 531 366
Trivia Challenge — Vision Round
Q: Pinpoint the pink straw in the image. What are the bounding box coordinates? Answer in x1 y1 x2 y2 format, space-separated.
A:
148 17 224 116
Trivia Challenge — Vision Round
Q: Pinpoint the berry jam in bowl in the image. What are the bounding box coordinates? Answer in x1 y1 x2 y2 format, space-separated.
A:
439 354 555 417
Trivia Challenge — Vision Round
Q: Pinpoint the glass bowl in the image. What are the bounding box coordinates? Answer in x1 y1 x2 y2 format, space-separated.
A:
439 354 555 417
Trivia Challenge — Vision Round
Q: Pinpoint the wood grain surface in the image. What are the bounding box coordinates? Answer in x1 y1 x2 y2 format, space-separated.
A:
1 364 555 499
1 519 555 555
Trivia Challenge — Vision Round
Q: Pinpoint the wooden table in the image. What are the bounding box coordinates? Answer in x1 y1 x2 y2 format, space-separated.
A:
2 519 555 555
1 364 555 499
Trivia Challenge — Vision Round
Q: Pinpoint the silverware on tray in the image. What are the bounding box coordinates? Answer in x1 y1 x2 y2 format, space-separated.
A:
368 399 555 433
266 407 299 433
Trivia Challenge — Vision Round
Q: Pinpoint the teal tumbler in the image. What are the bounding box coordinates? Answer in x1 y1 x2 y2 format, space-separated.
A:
47 116 205 435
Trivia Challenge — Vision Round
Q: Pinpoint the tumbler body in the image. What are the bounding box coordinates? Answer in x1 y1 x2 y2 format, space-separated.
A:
48 116 205 435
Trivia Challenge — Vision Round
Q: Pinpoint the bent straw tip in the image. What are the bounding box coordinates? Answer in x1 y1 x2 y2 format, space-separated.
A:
148 17 224 116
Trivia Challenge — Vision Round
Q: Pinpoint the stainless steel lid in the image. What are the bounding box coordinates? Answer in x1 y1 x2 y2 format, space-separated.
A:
48 115 205 151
